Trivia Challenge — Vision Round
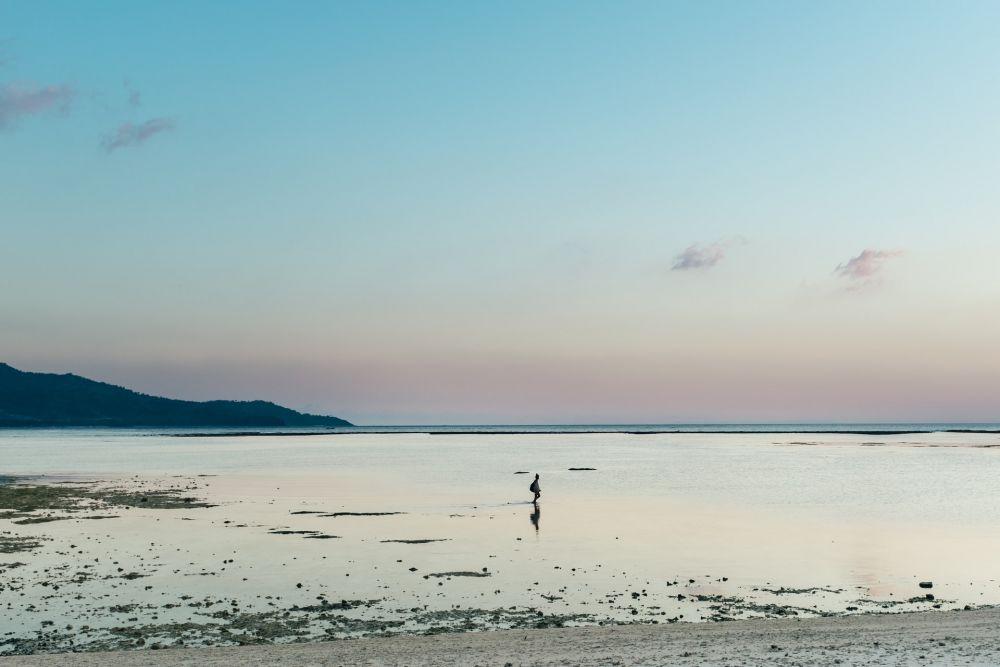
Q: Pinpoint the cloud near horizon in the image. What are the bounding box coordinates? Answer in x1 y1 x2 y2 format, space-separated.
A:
0 82 75 128
671 238 743 271
101 117 175 152
834 248 903 290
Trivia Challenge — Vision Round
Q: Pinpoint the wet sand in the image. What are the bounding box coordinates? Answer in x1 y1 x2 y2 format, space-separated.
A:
7 606 1000 666
7 430 1000 659
4 470 983 656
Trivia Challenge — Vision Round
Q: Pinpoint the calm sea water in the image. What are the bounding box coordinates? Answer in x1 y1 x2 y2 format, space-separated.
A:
4 426 1000 647
328 423 1000 433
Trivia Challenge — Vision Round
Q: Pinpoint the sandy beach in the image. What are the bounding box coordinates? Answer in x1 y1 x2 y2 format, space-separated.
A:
5 607 998 666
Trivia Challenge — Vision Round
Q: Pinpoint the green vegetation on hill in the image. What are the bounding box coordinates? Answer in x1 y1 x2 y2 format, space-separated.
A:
0 363 351 428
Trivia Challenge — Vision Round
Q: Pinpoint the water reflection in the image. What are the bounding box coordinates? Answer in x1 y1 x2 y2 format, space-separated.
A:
530 503 540 532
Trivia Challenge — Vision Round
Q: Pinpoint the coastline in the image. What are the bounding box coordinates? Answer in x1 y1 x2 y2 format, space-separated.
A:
7 607 997 666
5 423 1000 436
161 427 1000 437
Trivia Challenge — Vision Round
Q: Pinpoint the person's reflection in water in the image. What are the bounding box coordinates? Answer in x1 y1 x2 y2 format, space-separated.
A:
529 503 540 532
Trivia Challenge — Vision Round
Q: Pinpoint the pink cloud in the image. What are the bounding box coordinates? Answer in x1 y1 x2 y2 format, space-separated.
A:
101 117 175 152
671 238 743 271
834 248 903 290
0 83 75 128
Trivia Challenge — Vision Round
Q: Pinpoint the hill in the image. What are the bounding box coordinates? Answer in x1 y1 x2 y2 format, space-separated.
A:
0 363 352 428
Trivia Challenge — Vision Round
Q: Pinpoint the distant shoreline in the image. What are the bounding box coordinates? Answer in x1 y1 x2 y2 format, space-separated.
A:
0 363 351 430
157 427 1000 437
21 422 1000 435
4 425 1000 436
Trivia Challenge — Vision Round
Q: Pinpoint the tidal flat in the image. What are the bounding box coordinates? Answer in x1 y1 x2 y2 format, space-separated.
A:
4 428 1000 655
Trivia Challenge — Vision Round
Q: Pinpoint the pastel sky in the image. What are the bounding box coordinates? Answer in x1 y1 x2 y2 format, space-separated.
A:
3 1 1000 424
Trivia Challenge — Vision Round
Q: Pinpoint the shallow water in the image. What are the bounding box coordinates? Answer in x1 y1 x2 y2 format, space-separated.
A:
4 428 1000 652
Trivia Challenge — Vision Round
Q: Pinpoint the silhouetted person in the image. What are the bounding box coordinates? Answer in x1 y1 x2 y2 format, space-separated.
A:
529 473 541 503
530 503 540 532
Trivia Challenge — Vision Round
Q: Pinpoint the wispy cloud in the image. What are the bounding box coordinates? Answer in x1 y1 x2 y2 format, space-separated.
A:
834 248 902 290
123 79 141 107
0 83 75 128
671 238 744 271
101 117 175 152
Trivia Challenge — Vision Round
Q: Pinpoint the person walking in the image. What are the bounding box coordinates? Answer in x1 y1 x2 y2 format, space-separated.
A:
529 473 541 503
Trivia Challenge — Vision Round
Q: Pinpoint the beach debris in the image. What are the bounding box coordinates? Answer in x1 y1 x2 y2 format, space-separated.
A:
0 534 49 554
381 539 450 544
919 581 933 589
321 512 405 517
761 586 844 595
289 598 379 612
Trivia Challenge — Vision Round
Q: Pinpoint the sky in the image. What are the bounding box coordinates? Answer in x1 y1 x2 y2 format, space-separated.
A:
3 1 1000 424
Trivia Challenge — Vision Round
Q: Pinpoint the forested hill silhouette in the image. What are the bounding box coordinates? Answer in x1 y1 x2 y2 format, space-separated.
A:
0 363 352 428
